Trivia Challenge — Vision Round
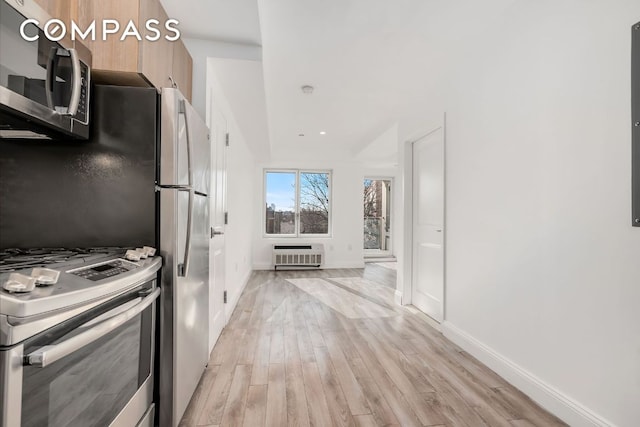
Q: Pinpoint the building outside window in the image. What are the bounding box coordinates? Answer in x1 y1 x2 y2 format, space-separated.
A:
264 170 331 236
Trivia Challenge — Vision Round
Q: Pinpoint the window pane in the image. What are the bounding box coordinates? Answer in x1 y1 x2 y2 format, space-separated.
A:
299 172 329 234
265 172 296 234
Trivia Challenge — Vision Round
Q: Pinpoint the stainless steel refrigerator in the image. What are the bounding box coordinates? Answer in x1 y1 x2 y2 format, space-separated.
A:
157 88 211 427
0 85 211 427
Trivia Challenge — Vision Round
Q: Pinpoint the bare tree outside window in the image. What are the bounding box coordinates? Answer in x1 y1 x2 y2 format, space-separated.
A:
265 170 331 236
363 179 377 217
300 172 329 234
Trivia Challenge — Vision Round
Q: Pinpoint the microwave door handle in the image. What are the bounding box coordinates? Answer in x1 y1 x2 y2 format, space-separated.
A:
45 47 57 110
66 48 82 116
25 288 160 368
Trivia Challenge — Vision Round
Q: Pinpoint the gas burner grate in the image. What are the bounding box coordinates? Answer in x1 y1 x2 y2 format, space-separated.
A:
0 247 132 273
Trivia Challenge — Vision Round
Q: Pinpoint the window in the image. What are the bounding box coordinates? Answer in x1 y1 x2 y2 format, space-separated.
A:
264 170 331 236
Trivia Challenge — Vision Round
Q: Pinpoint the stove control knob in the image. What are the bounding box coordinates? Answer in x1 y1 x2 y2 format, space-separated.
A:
125 249 141 262
3 273 36 293
143 246 156 257
135 248 148 259
31 268 60 286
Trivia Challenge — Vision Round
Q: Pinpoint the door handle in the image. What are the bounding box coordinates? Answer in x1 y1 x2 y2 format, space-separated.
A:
45 47 82 116
45 47 57 110
178 188 194 277
66 48 82 116
177 99 194 278
179 99 194 189
210 228 224 238
26 288 160 368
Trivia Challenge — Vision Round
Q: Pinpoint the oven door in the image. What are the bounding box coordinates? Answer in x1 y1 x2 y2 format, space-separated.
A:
1 281 159 427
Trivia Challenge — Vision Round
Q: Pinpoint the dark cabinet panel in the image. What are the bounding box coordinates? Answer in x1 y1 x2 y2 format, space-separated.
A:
0 86 158 249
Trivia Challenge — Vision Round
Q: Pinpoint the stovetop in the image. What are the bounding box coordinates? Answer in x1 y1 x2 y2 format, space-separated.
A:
0 247 162 320
0 247 131 273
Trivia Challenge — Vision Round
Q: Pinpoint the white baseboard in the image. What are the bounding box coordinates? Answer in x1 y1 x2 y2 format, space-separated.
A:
441 321 617 427
394 289 403 305
225 270 252 323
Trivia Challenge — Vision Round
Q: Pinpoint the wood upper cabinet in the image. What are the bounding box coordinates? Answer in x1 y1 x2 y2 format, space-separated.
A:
77 0 192 101
139 0 172 92
78 0 141 74
33 0 78 27
171 40 193 101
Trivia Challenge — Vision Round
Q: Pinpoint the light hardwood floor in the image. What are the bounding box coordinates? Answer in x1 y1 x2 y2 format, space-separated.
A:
179 266 566 427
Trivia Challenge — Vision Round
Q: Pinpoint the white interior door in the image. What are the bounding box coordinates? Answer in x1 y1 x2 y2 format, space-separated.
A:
208 105 227 353
412 128 445 322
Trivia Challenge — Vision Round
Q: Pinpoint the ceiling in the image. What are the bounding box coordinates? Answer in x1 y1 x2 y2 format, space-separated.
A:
159 0 261 45
257 0 449 162
160 0 456 164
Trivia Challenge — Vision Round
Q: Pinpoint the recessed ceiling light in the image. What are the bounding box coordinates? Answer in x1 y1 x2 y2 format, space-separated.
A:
301 85 314 94
298 133 305 137
319 131 326 135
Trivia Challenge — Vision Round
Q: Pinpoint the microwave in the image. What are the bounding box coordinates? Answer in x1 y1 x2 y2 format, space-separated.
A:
0 0 91 140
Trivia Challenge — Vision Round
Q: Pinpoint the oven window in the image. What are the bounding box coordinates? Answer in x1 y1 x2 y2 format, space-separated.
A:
21 307 153 427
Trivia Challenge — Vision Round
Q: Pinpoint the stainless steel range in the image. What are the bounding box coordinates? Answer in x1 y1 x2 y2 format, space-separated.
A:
0 247 162 427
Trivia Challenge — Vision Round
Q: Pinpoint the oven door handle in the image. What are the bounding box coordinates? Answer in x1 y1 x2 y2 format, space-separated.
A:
25 288 160 368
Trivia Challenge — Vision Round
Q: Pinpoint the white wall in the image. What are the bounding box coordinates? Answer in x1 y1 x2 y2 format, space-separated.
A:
193 2 640 424
184 38 262 118
207 64 257 319
253 160 365 269
400 1 640 426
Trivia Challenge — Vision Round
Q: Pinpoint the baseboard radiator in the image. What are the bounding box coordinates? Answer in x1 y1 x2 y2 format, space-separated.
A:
272 244 324 270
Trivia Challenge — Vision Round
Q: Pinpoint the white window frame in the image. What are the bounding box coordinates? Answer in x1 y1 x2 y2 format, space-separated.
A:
263 168 332 238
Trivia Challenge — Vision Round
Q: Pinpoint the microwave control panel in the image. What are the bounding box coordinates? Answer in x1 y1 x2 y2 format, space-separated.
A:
75 63 90 124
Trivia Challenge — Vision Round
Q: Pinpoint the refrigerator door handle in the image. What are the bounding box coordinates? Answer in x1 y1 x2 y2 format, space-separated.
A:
177 99 195 278
177 188 194 277
179 100 194 188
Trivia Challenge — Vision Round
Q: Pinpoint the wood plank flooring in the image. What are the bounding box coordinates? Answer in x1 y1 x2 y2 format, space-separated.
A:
179 267 566 427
